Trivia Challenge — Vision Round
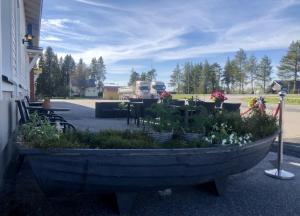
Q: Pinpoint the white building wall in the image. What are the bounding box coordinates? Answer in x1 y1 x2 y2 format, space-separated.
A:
0 0 31 186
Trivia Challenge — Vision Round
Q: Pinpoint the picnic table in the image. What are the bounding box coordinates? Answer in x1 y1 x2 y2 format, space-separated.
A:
26 106 70 112
28 101 43 106
26 106 70 117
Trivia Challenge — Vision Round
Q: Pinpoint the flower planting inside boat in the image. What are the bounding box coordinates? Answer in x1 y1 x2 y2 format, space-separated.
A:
19 106 278 149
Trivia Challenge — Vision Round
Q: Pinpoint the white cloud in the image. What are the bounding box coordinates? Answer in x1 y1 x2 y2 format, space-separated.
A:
75 0 127 11
41 36 62 42
41 0 300 65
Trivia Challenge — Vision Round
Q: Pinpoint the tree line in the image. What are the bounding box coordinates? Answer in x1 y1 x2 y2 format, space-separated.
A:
36 47 106 97
169 40 300 94
128 68 157 86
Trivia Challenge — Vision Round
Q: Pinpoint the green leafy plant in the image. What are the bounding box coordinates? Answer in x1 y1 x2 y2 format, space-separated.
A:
20 112 61 148
146 103 181 132
19 108 278 149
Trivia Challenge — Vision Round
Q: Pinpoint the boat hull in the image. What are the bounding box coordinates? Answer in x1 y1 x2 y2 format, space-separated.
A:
19 132 277 213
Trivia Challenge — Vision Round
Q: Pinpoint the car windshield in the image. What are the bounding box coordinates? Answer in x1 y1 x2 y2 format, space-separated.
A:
154 85 165 90
139 86 149 91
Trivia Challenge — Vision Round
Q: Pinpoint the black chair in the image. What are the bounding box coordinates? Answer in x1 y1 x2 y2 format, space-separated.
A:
16 100 27 125
25 95 43 106
169 99 185 106
22 100 66 122
95 102 127 118
142 99 158 117
195 101 215 113
16 100 76 132
129 98 143 102
222 103 241 112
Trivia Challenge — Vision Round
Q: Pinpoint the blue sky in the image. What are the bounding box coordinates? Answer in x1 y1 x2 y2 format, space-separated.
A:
40 0 300 86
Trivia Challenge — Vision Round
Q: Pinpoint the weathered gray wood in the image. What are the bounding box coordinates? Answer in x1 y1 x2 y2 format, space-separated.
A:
19 131 278 213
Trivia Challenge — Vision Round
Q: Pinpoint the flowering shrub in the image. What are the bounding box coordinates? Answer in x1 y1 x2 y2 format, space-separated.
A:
160 90 172 100
211 90 228 103
203 122 253 146
247 96 266 114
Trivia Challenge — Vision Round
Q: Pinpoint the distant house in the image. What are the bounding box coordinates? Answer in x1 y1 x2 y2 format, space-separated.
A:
84 78 98 97
269 80 300 93
103 84 119 100
0 0 43 186
71 78 99 97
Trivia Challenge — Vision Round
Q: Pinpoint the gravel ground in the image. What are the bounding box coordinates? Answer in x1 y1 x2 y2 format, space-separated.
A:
0 153 299 216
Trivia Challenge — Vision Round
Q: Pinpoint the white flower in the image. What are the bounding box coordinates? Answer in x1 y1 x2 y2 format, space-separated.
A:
211 135 216 139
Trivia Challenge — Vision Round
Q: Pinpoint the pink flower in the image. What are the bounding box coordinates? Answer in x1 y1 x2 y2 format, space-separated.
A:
211 90 227 102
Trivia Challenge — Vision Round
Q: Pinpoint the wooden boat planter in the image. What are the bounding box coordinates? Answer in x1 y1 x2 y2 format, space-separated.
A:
18 132 278 214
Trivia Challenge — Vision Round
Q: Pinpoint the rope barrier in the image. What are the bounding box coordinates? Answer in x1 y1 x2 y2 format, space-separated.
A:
272 103 280 118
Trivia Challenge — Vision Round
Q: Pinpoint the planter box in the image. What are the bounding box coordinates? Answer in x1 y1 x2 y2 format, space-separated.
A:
183 132 203 142
18 132 278 214
148 131 173 143
95 102 127 118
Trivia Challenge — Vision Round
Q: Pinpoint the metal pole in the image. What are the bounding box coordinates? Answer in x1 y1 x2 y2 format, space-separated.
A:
277 95 283 171
69 73 71 98
264 90 295 179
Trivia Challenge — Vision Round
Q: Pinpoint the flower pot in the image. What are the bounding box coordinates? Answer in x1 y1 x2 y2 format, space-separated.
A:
183 132 202 142
42 99 51 109
214 100 222 109
149 131 173 143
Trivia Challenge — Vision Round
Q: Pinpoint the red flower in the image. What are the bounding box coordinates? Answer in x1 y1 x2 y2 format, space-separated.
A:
160 91 171 99
211 90 227 102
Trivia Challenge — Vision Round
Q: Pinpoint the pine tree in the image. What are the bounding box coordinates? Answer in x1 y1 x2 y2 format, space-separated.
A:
96 57 106 89
182 62 193 94
202 60 210 93
257 56 272 93
192 63 202 94
73 58 88 96
36 47 61 97
90 57 98 79
140 72 147 81
209 63 221 91
277 41 300 93
234 49 247 93
128 68 140 86
169 64 183 93
61 55 76 97
222 58 237 93
246 55 258 94
146 69 157 82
